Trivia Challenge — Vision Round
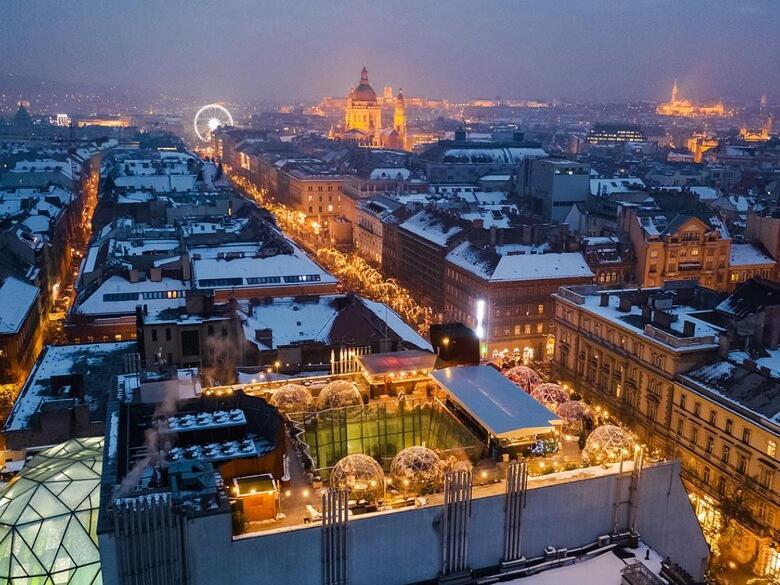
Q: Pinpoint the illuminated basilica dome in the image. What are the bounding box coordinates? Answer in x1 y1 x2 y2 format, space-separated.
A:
350 67 378 103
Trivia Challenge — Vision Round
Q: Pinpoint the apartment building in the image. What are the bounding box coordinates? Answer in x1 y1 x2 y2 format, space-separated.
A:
552 280 780 578
445 243 593 360
627 209 732 291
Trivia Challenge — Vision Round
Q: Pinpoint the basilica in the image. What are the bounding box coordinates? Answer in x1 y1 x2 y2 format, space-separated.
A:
335 67 407 150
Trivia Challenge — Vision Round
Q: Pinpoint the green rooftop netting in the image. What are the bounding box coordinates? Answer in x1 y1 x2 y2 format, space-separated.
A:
0 437 103 584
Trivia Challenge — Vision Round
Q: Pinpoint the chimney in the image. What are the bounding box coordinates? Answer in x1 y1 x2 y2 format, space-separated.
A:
618 296 632 312
642 305 653 321
600 293 609 307
129 269 140 283
682 321 696 337
185 293 205 316
255 328 273 348
150 267 162 282
718 335 730 358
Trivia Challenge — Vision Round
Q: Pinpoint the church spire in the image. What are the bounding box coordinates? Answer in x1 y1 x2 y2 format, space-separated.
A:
672 79 679 102
360 66 369 84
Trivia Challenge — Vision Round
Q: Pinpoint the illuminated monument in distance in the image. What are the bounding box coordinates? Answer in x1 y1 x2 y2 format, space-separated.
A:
740 113 774 142
656 80 728 117
339 66 407 149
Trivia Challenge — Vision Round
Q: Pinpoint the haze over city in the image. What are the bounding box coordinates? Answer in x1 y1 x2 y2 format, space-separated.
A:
1 3 780 585
2 0 780 102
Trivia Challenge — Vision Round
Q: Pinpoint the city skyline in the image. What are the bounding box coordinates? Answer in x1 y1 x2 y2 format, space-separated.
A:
2 0 779 103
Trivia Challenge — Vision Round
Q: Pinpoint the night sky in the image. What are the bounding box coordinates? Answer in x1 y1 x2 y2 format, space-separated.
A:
2 0 778 102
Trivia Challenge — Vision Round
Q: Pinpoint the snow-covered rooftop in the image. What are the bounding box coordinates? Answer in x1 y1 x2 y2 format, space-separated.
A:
240 295 430 352
75 276 187 317
0 277 39 334
4 342 135 433
683 353 780 425
446 243 585 283
191 243 336 290
729 243 775 267
504 544 664 585
441 147 547 164
590 177 645 196
492 252 594 283
557 288 721 352
399 211 465 246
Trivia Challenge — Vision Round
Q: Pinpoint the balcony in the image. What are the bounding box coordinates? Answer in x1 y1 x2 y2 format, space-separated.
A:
678 262 702 272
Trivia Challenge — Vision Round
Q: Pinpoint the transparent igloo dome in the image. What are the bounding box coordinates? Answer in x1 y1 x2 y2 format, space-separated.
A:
530 383 569 410
556 400 593 435
316 380 362 411
269 383 313 415
390 446 443 494
329 454 385 501
583 425 635 464
503 366 541 392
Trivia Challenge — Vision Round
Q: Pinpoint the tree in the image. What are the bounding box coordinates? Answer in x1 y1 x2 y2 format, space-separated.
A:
0 384 18 425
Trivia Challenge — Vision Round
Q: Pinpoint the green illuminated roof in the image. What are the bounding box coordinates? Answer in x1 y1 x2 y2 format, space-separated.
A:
0 437 103 584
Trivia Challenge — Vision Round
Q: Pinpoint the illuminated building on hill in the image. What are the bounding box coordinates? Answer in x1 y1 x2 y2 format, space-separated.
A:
656 80 727 118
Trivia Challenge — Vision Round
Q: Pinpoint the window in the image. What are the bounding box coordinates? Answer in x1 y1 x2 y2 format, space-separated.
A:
536 323 543 333
703 467 710 484
725 419 733 435
690 426 698 446
103 292 139 302
693 402 701 417
647 402 658 422
198 277 243 287
140 290 184 300
181 330 200 357
709 410 717 426
151 329 158 342
282 274 322 283
676 418 684 435
208 324 214 336
680 394 687 411
768 440 777 459
537 304 544 314
524 324 531 335
705 436 714 454
246 276 282 285
737 454 747 475
742 428 751 445
165 328 171 342
721 445 730 464
758 466 773 489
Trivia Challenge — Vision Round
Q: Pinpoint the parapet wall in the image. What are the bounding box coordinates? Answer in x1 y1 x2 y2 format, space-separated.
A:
99 459 708 585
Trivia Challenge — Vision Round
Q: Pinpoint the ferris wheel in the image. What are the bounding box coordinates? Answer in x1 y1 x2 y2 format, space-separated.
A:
193 103 234 142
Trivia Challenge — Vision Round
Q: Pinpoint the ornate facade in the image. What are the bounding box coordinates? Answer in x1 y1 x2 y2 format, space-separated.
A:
340 67 407 149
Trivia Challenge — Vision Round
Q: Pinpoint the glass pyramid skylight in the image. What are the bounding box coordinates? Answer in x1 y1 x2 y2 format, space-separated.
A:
0 437 103 584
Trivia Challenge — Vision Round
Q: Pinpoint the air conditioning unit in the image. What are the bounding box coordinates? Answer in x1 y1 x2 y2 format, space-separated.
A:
597 535 611 547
